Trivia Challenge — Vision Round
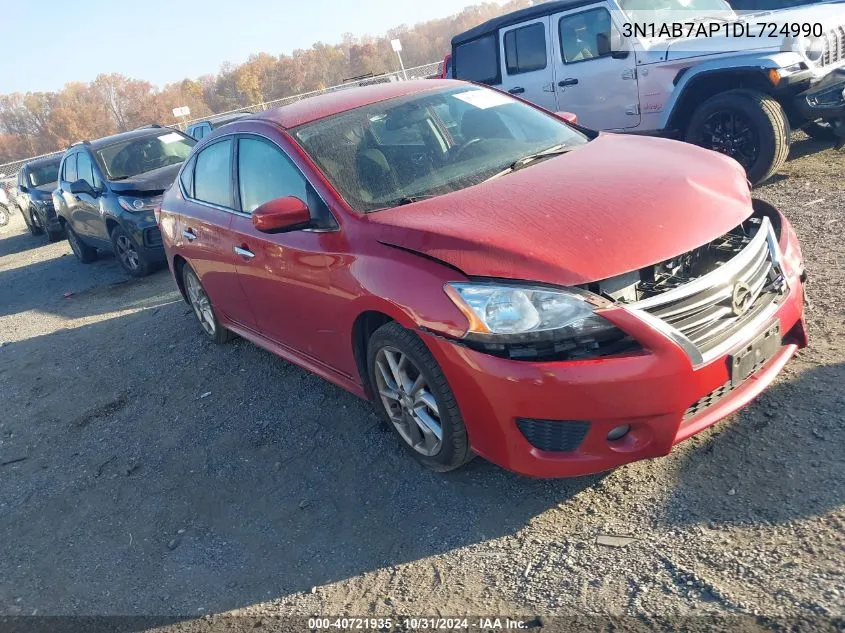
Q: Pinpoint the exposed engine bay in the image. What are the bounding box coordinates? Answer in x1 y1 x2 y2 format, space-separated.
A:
585 211 778 305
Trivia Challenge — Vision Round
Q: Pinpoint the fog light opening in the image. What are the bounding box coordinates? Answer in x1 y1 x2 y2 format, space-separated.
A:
607 425 631 442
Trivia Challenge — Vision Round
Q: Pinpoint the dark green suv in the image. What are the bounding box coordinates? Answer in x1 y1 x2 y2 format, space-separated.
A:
53 126 196 276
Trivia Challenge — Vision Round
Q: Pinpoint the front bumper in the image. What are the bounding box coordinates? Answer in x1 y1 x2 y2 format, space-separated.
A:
123 212 166 262
795 68 845 138
422 217 808 478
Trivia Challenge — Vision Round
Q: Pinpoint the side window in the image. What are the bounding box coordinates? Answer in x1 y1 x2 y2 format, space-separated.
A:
63 154 78 183
180 155 196 198
237 137 307 213
559 8 618 63
453 34 500 84
194 139 233 207
503 23 548 75
76 152 95 187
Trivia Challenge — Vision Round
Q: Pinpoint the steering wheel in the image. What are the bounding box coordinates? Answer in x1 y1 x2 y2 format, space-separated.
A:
453 137 485 162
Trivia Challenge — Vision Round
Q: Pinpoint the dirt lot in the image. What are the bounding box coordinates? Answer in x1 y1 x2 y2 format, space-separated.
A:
0 135 843 630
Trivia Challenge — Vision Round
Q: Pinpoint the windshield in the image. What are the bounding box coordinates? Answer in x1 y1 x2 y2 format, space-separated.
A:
292 86 589 212
619 0 734 27
28 162 60 187
96 131 196 180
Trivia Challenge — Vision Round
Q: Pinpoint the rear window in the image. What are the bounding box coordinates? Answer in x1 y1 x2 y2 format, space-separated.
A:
454 34 500 84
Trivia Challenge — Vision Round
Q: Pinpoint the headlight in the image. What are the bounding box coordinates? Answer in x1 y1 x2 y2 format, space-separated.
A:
118 196 157 212
797 35 825 64
443 282 640 361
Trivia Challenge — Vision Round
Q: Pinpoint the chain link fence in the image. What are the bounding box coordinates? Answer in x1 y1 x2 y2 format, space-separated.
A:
0 60 444 183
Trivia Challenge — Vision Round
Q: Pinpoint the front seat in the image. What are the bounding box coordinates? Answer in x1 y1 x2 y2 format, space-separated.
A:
356 147 398 202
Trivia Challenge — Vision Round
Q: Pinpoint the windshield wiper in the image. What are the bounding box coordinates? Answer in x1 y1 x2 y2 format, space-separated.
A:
685 15 732 23
393 195 436 206
484 144 575 182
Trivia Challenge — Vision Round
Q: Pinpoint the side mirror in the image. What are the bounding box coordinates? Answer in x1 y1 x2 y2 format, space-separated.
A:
555 111 578 125
252 196 311 233
69 179 96 197
19 185 28 193
609 29 629 59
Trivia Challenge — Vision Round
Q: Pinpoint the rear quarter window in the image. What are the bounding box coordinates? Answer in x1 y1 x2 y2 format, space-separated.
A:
454 34 500 85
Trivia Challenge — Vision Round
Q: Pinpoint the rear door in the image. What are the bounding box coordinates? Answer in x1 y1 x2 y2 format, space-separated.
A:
550 4 640 129
58 153 83 233
74 151 109 242
178 138 256 329
499 18 557 110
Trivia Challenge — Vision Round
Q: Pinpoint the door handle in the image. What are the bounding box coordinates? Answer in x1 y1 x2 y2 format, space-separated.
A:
182 228 197 241
234 245 255 260
558 78 579 87
508 87 525 94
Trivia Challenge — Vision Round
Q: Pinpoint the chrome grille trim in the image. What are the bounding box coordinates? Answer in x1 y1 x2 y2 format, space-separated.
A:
821 25 845 68
627 216 787 366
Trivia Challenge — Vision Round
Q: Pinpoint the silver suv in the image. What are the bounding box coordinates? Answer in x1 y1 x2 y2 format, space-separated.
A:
450 0 845 183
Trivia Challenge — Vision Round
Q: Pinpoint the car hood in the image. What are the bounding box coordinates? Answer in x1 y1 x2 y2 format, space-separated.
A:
366 134 753 287
108 163 182 196
33 184 57 197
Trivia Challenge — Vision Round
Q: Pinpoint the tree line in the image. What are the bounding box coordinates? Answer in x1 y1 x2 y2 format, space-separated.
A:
0 1 531 164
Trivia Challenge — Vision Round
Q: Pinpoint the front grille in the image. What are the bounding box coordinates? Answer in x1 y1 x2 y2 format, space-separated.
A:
515 418 590 452
632 216 786 357
821 25 845 67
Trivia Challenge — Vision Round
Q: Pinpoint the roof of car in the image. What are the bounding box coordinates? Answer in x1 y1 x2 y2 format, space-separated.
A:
253 79 458 129
210 112 252 127
451 0 596 45
81 127 185 151
23 155 62 170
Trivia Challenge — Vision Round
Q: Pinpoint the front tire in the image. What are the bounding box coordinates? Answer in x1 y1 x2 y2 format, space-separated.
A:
65 224 98 263
0 206 8 227
182 264 233 344
367 321 473 472
685 89 790 186
25 209 42 235
110 225 151 277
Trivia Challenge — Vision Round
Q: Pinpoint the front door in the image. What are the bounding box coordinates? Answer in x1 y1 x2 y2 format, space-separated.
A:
228 135 346 368
550 4 640 129
498 18 558 111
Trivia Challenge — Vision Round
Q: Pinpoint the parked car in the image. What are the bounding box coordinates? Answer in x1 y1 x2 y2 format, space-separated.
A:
450 0 845 184
53 125 196 276
186 112 251 140
159 80 808 477
16 156 64 241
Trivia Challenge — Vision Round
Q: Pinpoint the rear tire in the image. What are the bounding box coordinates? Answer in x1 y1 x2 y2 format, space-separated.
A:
65 224 98 263
0 206 8 227
685 89 790 186
367 321 474 472
182 263 233 344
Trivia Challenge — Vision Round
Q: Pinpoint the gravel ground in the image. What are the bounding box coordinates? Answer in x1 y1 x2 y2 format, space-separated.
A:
0 134 842 631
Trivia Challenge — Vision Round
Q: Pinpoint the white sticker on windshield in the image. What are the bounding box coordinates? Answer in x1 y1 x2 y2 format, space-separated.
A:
158 132 184 144
453 89 512 109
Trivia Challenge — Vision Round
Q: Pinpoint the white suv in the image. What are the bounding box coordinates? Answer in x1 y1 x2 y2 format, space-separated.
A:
450 0 845 183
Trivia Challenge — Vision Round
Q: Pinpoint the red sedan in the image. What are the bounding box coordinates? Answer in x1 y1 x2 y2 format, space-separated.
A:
158 80 807 478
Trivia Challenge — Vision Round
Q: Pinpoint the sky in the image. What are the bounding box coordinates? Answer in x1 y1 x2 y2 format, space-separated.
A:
0 0 488 94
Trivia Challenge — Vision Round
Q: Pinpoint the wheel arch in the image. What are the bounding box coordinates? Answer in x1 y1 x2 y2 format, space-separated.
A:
666 67 777 133
171 254 190 304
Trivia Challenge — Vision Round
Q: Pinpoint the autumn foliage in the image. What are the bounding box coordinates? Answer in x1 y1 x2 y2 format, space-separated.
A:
0 1 531 164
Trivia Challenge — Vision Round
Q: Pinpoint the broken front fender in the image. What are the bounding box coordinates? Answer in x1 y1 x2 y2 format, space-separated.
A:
795 68 845 140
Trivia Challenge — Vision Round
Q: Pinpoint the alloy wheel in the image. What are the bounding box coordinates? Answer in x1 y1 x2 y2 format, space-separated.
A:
374 346 443 456
115 235 140 271
699 110 760 169
0 208 8 226
185 271 216 337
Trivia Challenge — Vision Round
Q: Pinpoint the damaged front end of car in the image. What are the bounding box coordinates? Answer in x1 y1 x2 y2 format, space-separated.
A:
796 68 845 148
